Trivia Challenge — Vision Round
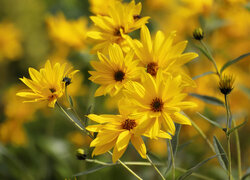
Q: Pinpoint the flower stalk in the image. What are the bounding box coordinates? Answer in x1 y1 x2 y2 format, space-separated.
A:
146 154 166 180
168 140 175 180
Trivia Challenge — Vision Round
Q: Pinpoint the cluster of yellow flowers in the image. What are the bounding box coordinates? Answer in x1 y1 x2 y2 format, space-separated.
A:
17 0 198 163
86 0 198 163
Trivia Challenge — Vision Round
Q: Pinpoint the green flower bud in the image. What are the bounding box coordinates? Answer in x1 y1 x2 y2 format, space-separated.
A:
193 28 204 40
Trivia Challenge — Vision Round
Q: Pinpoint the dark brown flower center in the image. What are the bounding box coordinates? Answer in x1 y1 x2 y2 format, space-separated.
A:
49 88 56 93
121 119 137 130
151 97 164 112
114 26 125 36
133 15 141 20
114 70 125 82
147 62 158 76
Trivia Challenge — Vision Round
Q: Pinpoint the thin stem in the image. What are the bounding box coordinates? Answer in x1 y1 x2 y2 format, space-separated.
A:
65 87 85 126
168 140 175 180
107 151 143 180
85 159 214 180
189 119 215 152
175 167 214 180
224 95 233 180
233 120 242 179
200 40 220 77
56 101 94 138
146 154 166 180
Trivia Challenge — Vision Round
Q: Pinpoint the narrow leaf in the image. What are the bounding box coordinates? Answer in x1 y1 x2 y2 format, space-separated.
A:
69 95 74 107
195 45 214 62
189 93 224 106
197 112 222 129
242 167 250 180
172 124 181 157
226 118 248 136
220 52 250 73
213 136 228 171
74 165 108 176
165 124 181 175
84 105 93 126
192 71 215 80
178 155 218 180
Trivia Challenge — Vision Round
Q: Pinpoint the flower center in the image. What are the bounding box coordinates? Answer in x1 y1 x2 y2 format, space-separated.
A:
121 119 137 130
114 70 125 82
114 26 125 36
133 15 141 20
151 97 164 112
147 62 158 76
49 88 56 93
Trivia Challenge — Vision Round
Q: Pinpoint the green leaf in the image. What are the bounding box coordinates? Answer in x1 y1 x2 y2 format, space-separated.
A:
226 118 248 136
195 45 214 62
220 52 250 73
165 123 181 175
192 71 215 80
69 95 74 107
189 93 224 106
177 155 218 180
197 112 222 129
84 105 93 126
213 136 228 171
172 123 181 157
242 167 250 180
74 165 108 176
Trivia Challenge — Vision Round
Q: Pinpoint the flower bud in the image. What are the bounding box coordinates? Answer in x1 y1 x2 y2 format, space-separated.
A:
76 148 87 160
193 28 204 40
219 75 235 95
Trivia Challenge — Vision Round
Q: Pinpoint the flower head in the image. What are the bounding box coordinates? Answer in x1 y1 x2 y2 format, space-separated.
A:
87 0 150 53
219 74 235 95
86 106 171 163
123 71 196 138
46 13 88 49
125 25 198 87
0 22 22 61
17 60 79 108
89 43 141 96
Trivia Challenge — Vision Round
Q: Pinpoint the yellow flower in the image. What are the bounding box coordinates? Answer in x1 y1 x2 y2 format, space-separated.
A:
89 43 141 97
0 21 22 61
17 60 79 108
0 119 27 146
89 0 121 15
46 13 88 49
87 0 150 53
86 106 171 163
125 25 198 87
123 71 196 138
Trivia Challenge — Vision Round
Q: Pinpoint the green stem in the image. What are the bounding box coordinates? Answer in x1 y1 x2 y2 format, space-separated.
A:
224 95 232 180
189 119 215 152
146 154 166 180
200 40 220 77
107 151 143 180
168 140 175 180
56 101 93 138
65 87 85 126
85 159 214 180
